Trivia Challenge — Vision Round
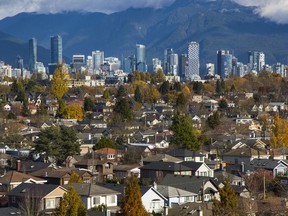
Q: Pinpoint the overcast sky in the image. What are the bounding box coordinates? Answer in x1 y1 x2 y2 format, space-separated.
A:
0 0 287 24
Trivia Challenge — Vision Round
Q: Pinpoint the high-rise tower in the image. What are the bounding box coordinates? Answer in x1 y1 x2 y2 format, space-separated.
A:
136 44 147 72
29 37 37 72
187 41 200 80
216 50 233 78
50 35 62 64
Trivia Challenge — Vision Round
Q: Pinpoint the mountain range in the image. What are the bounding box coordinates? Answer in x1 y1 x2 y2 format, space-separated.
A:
0 0 288 75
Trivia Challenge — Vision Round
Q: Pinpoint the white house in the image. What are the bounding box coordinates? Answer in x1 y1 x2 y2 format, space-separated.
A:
181 161 214 177
66 183 120 210
156 184 198 207
141 186 167 214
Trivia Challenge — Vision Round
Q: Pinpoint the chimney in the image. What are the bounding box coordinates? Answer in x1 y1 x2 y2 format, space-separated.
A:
17 160 21 171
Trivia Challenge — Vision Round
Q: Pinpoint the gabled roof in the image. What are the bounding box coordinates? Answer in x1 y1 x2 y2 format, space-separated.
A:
7 183 66 198
95 148 118 155
165 149 204 158
0 171 46 184
65 183 120 196
19 161 52 173
180 161 206 171
140 161 191 171
30 167 70 178
160 174 212 193
222 147 266 157
245 159 288 171
143 154 183 163
156 185 197 198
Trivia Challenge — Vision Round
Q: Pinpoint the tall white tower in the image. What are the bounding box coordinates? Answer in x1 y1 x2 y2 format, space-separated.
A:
187 41 200 80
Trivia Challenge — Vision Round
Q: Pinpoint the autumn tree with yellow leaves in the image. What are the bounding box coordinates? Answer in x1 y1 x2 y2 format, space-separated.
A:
121 175 149 216
51 64 68 101
270 114 288 148
63 103 84 120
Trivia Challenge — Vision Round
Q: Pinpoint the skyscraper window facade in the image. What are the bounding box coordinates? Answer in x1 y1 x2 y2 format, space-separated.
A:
50 35 63 64
136 44 147 72
217 50 232 78
29 37 37 72
187 41 200 80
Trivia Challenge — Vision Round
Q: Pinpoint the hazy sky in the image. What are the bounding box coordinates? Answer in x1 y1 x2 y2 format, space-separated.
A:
0 0 287 24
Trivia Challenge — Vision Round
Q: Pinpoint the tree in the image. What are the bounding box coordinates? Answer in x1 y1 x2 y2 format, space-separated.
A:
218 99 228 110
159 81 170 95
134 85 143 103
83 97 94 111
93 137 116 150
175 93 187 110
212 180 239 216
121 175 149 216
150 85 160 104
170 112 201 151
51 64 68 101
207 111 221 129
63 103 84 120
53 186 87 216
114 97 132 121
34 126 80 165
69 171 83 183
116 85 126 99
103 89 110 100
270 114 288 148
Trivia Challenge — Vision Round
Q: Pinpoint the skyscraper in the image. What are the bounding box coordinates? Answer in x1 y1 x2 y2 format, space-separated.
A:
29 37 37 72
164 48 173 74
136 44 147 72
248 51 265 72
92 50 104 72
50 35 63 64
170 53 179 76
179 54 188 78
187 41 200 80
216 50 232 78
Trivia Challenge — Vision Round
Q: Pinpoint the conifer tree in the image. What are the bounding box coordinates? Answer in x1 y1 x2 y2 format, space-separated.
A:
170 112 201 151
212 180 239 216
134 85 143 103
53 187 87 216
121 175 149 216
69 171 83 183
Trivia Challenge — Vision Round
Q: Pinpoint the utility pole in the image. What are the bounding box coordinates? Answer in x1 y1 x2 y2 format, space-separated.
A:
263 171 266 200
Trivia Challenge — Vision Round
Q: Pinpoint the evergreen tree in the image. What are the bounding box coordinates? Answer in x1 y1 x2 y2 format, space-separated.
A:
53 187 87 216
213 180 239 216
116 85 126 99
83 97 94 111
134 86 143 103
121 175 149 216
175 93 187 110
207 111 221 129
215 80 222 94
159 81 170 95
114 97 132 121
103 89 111 100
34 126 80 165
93 137 116 150
218 99 228 110
69 171 83 183
170 112 201 151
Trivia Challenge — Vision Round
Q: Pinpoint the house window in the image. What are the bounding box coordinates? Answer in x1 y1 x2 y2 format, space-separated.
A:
107 195 115 205
46 198 56 209
93 196 101 206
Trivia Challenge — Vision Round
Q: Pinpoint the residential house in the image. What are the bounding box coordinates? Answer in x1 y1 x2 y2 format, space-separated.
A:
180 161 214 177
0 171 47 195
73 159 113 182
140 161 192 183
143 154 183 165
113 164 141 179
8 183 67 215
192 115 202 129
65 183 120 210
30 167 71 185
160 174 220 202
95 148 119 162
141 186 167 214
155 184 198 207
222 147 270 165
166 149 207 162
